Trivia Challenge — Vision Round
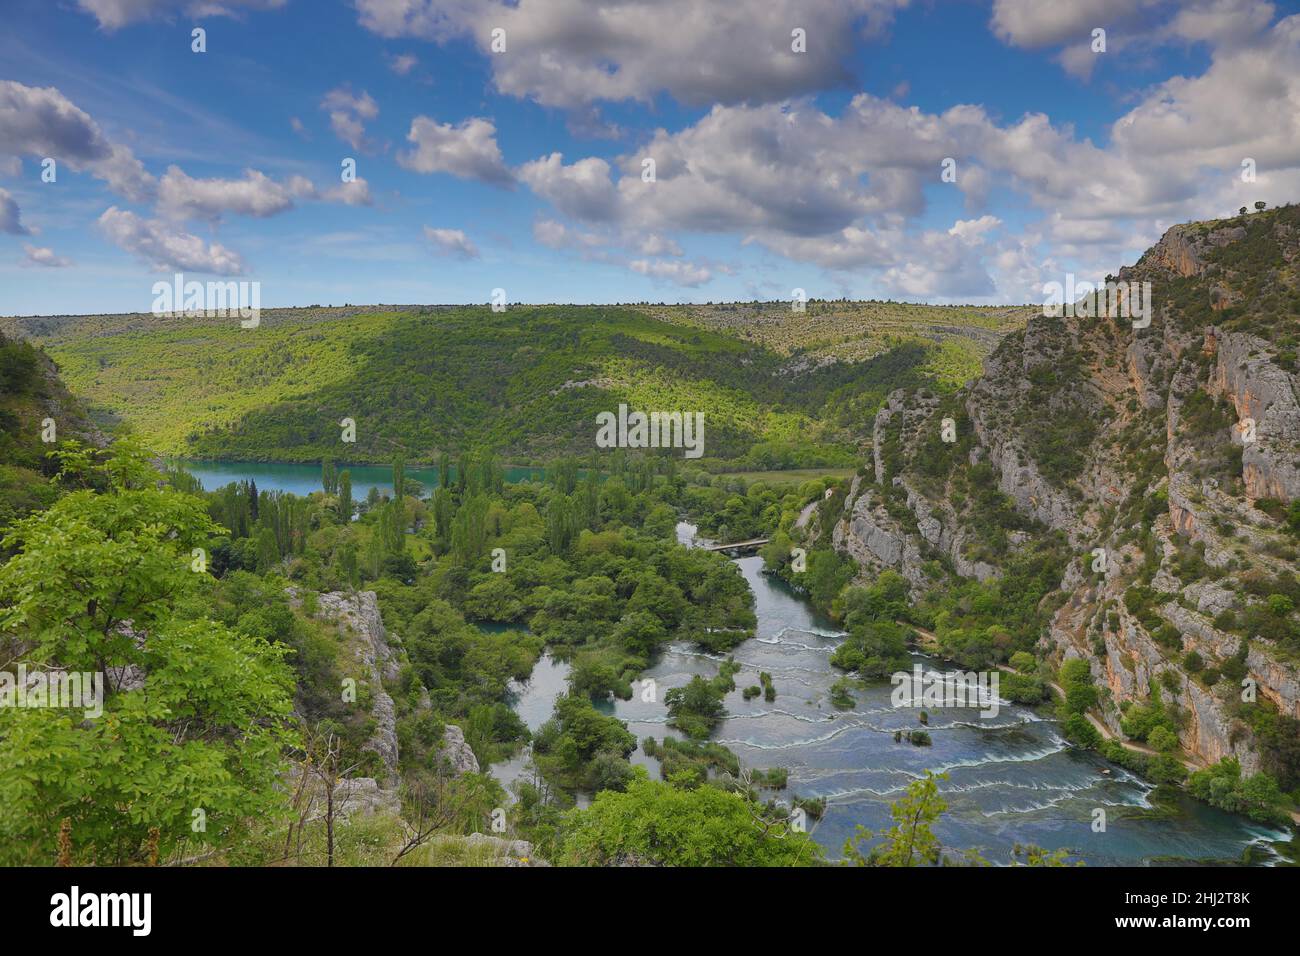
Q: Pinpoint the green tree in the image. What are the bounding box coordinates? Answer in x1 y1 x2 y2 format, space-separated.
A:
560 772 822 866
0 443 296 865
337 469 352 522
844 770 948 866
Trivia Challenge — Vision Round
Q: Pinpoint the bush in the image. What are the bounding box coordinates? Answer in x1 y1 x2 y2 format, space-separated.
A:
1009 651 1037 673
1147 726 1179 753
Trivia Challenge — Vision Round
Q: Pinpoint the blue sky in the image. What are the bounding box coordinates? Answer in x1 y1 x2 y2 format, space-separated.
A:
1 0 1297 315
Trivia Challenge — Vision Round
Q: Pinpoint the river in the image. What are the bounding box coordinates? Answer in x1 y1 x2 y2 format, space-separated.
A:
185 462 1292 864
493 523 1293 865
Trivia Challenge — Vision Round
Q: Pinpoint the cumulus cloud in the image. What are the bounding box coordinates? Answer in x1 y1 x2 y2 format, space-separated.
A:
354 0 907 107
97 205 245 274
321 178 374 206
628 257 712 287
75 0 287 31
158 165 297 220
532 218 605 251
0 81 155 201
518 153 618 221
423 226 479 258
636 234 683 257
508 7 1300 300
990 0 1147 48
990 0 1278 79
947 215 1002 243
22 244 73 267
321 87 379 151
397 115 514 187
0 187 31 235
387 53 419 75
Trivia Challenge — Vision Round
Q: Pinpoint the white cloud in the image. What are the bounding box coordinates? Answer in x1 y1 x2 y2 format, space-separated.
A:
75 0 287 31
22 244 73 267
397 115 514 187
354 0 908 108
423 226 479 259
508 7 1300 298
990 0 1147 48
158 165 297 220
97 205 245 274
990 0 1279 80
0 81 155 201
321 87 379 151
636 234 683 257
629 258 711 287
321 178 374 206
947 215 1002 243
0 187 30 235
387 53 419 75
518 153 618 221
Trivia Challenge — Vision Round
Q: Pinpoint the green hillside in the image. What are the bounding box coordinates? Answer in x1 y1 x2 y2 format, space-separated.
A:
0 332 101 525
9 304 1020 466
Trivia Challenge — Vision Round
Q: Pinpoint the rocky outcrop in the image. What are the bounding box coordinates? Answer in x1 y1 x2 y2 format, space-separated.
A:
1207 329 1300 503
331 777 402 819
463 833 548 866
439 723 480 775
835 209 1300 774
312 590 401 780
289 589 482 795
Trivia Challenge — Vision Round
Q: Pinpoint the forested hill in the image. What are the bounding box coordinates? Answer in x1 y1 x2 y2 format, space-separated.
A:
1 303 1028 467
0 332 102 525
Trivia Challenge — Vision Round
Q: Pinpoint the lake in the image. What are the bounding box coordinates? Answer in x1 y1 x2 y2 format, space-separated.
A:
175 458 546 499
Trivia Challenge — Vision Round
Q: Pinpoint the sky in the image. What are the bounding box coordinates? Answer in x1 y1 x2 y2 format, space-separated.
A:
1 0 1298 315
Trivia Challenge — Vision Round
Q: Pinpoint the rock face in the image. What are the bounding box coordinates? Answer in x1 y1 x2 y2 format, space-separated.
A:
331 777 402 819
313 590 402 781
1208 329 1300 503
440 723 480 775
463 833 548 866
288 588 482 819
832 208 1300 773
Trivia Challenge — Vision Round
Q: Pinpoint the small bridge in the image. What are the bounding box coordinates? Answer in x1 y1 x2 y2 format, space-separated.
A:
699 538 769 555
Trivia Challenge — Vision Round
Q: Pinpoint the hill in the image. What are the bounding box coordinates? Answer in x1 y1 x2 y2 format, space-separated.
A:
0 332 102 525
2 302 1029 467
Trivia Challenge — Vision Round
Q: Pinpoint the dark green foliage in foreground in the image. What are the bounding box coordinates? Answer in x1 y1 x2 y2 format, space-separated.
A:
559 772 822 866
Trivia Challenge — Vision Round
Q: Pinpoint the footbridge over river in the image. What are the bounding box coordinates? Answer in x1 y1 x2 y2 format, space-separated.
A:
698 538 769 555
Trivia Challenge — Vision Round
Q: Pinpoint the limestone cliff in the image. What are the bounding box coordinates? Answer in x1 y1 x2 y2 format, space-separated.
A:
288 588 479 800
830 206 1300 774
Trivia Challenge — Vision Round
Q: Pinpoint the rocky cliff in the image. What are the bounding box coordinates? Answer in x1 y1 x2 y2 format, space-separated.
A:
289 588 479 798
830 206 1300 775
